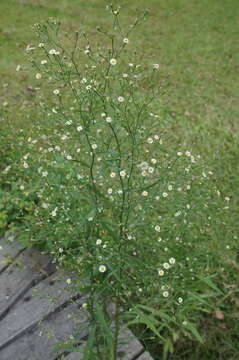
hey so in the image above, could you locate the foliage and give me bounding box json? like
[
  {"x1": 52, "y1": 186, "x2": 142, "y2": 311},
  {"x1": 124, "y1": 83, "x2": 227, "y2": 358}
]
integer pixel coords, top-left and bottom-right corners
[{"x1": 0, "y1": 2, "x2": 238, "y2": 359}]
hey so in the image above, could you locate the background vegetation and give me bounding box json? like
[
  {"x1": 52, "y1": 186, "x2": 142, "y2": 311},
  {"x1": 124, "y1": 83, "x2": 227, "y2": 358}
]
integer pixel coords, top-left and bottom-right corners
[{"x1": 0, "y1": 1, "x2": 238, "y2": 359}]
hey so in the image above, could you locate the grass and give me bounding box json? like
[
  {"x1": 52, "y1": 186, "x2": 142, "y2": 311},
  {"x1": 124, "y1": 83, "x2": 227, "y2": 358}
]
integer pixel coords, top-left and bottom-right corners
[{"x1": 1, "y1": 0, "x2": 238, "y2": 359}]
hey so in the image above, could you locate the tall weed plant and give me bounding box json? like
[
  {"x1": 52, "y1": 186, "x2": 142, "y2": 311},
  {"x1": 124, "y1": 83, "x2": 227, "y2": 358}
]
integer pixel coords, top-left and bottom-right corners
[{"x1": 0, "y1": 5, "x2": 229, "y2": 359}]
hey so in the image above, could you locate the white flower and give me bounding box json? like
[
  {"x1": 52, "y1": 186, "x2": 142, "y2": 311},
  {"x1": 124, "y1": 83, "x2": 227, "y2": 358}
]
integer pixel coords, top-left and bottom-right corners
[
  {"x1": 142, "y1": 191, "x2": 148, "y2": 197},
  {"x1": 53, "y1": 89, "x2": 60, "y2": 95},
  {"x1": 117, "y1": 96, "x2": 124, "y2": 102},
  {"x1": 147, "y1": 137, "x2": 153, "y2": 144},
  {"x1": 92, "y1": 144, "x2": 97, "y2": 150},
  {"x1": 120, "y1": 170, "x2": 126, "y2": 177},
  {"x1": 23, "y1": 162, "x2": 29, "y2": 168},
  {"x1": 162, "y1": 192, "x2": 168, "y2": 198},
  {"x1": 16, "y1": 64, "x2": 21, "y2": 71},
  {"x1": 153, "y1": 63, "x2": 160, "y2": 70},
  {"x1": 178, "y1": 297, "x2": 183, "y2": 303},
  {"x1": 110, "y1": 172, "x2": 116, "y2": 178},
  {"x1": 154, "y1": 134, "x2": 159, "y2": 140},
  {"x1": 158, "y1": 269, "x2": 164, "y2": 276},
  {"x1": 177, "y1": 152, "x2": 183, "y2": 156},
  {"x1": 51, "y1": 208, "x2": 58, "y2": 217},
  {"x1": 107, "y1": 188, "x2": 113, "y2": 194},
  {"x1": 35, "y1": 73, "x2": 42, "y2": 79},
  {"x1": 96, "y1": 239, "x2": 102, "y2": 245},
  {"x1": 77, "y1": 126, "x2": 83, "y2": 132},
  {"x1": 59, "y1": 248, "x2": 64, "y2": 253},
  {"x1": 99, "y1": 265, "x2": 107, "y2": 273},
  {"x1": 123, "y1": 38, "x2": 129, "y2": 44},
  {"x1": 38, "y1": 43, "x2": 45, "y2": 48},
  {"x1": 109, "y1": 58, "x2": 117, "y2": 66},
  {"x1": 42, "y1": 171, "x2": 48, "y2": 177},
  {"x1": 122, "y1": 73, "x2": 128, "y2": 78},
  {"x1": 169, "y1": 257, "x2": 176, "y2": 264},
  {"x1": 66, "y1": 155, "x2": 72, "y2": 160},
  {"x1": 148, "y1": 167, "x2": 154, "y2": 173},
  {"x1": 41, "y1": 60, "x2": 47, "y2": 65},
  {"x1": 106, "y1": 116, "x2": 112, "y2": 123},
  {"x1": 86, "y1": 85, "x2": 92, "y2": 91},
  {"x1": 154, "y1": 225, "x2": 161, "y2": 232},
  {"x1": 82, "y1": 303, "x2": 88, "y2": 309},
  {"x1": 41, "y1": 202, "x2": 49, "y2": 209},
  {"x1": 163, "y1": 291, "x2": 169, "y2": 297},
  {"x1": 163, "y1": 262, "x2": 170, "y2": 269},
  {"x1": 66, "y1": 278, "x2": 72, "y2": 285},
  {"x1": 49, "y1": 49, "x2": 57, "y2": 55},
  {"x1": 26, "y1": 44, "x2": 35, "y2": 51},
  {"x1": 151, "y1": 158, "x2": 157, "y2": 164}
]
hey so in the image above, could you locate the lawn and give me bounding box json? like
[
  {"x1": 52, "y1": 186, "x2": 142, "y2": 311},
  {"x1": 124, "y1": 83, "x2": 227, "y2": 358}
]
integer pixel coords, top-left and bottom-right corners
[{"x1": 0, "y1": 0, "x2": 238, "y2": 359}]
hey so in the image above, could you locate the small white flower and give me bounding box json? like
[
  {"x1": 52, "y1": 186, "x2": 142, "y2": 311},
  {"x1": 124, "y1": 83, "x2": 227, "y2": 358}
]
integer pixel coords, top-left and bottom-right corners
[
  {"x1": 177, "y1": 152, "x2": 183, "y2": 156},
  {"x1": 158, "y1": 269, "x2": 164, "y2": 276},
  {"x1": 38, "y1": 43, "x2": 45, "y2": 48},
  {"x1": 59, "y1": 248, "x2": 64, "y2": 253},
  {"x1": 122, "y1": 73, "x2": 128, "y2": 78},
  {"x1": 151, "y1": 158, "x2": 157, "y2": 164},
  {"x1": 49, "y1": 49, "x2": 57, "y2": 55},
  {"x1": 86, "y1": 85, "x2": 92, "y2": 91},
  {"x1": 20, "y1": 185, "x2": 25, "y2": 190},
  {"x1": 123, "y1": 38, "x2": 129, "y2": 44},
  {"x1": 148, "y1": 167, "x2": 154, "y2": 173},
  {"x1": 120, "y1": 170, "x2": 126, "y2": 177},
  {"x1": 153, "y1": 63, "x2": 160, "y2": 70},
  {"x1": 157, "y1": 237, "x2": 162, "y2": 242},
  {"x1": 23, "y1": 162, "x2": 29, "y2": 168},
  {"x1": 66, "y1": 278, "x2": 72, "y2": 285},
  {"x1": 154, "y1": 225, "x2": 161, "y2": 232},
  {"x1": 16, "y1": 64, "x2": 21, "y2": 71},
  {"x1": 77, "y1": 126, "x2": 83, "y2": 132},
  {"x1": 110, "y1": 172, "x2": 116, "y2": 178},
  {"x1": 51, "y1": 207, "x2": 58, "y2": 217},
  {"x1": 117, "y1": 96, "x2": 124, "y2": 102},
  {"x1": 162, "y1": 192, "x2": 168, "y2": 198},
  {"x1": 109, "y1": 58, "x2": 117, "y2": 66},
  {"x1": 106, "y1": 116, "x2": 112, "y2": 123},
  {"x1": 178, "y1": 297, "x2": 183, "y2": 303},
  {"x1": 99, "y1": 265, "x2": 107, "y2": 273},
  {"x1": 147, "y1": 137, "x2": 153, "y2": 144},
  {"x1": 53, "y1": 89, "x2": 60, "y2": 95},
  {"x1": 142, "y1": 191, "x2": 148, "y2": 197},
  {"x1": 107, "y1": 188, "x2": 113, "y2": 194},
  {"x1": 154, "y1": 134, "x2": 159, "y2": 140},
  {"x1": 41, "y1": 60, "x2": 47, "y2": 65},
  {"x1": 163, "y1": 291, "x2": 169, "y2": 298},
  {"x1": 41, "y1": 202, "x2": 49, "y2": 209},
  {"x1": 82, "y1": 303, "x2": 88, "y2": 309},
  {"x1": 35, "y1": 73, "x2": 42, "y2": 79},
  {"x1": 96, "y1": 239, "x2": 102, "y2": 245},
  {"x1": 169, "y1": 257, "x2": 176, "y2": 264},
  {"x1": 168, "y1": 185, "x2": 173, "y2": 191},
  {"x1": 42, "y1": 171, "x2": 48, "y2": 177},
  {"x1": 66, "y1": 155, "x2": 72, "y2": 160},
  {"x1": 92, "y1": 144, "x2": 97, "y2": 150},
  {"x1": 163, "y1": 262, "x2": 170, "y2": 269}
]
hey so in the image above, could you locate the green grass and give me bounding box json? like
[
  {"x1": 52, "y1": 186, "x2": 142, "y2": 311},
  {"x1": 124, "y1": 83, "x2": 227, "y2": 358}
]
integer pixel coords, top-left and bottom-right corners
[{"x1": 1, "y1": 0, "x2": 238, "y2": 359}]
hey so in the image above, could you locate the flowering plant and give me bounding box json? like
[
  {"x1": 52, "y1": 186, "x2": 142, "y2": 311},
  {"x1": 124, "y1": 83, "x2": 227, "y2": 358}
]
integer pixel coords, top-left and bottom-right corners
[{"x1": 2, "y1": 5, "x2": 224, "y2": 359}]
